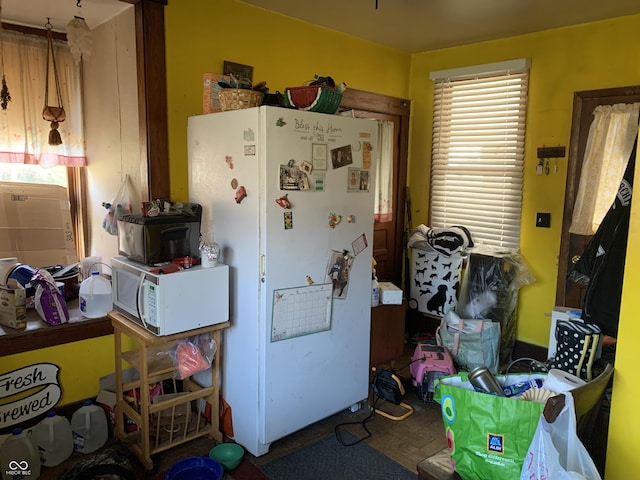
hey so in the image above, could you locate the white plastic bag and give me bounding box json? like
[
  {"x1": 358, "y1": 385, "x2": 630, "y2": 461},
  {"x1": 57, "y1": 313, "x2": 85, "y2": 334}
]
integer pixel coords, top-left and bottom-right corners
[
  {"x1": 102, "y1": 174, "x2": 133, "y2": 236},
  {"x1": 520, "y1": 393, "x2": 601, "y2": 480}
]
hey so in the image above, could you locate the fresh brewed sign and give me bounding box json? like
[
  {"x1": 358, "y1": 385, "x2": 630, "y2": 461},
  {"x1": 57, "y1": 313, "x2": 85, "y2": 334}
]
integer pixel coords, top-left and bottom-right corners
[{"x1": 0, "y1": 363, "x2": 62, "y2": 430}]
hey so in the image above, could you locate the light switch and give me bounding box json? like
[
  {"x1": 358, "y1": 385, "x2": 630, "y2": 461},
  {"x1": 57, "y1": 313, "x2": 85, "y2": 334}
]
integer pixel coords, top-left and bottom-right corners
[{"x1": 536, "y1": 212, "x2": 551, "y2": 228}]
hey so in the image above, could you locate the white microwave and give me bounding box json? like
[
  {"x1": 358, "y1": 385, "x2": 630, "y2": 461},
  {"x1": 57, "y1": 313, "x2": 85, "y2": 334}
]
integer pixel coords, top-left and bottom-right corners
[{"x1": 111, "y1": 256, "x2": 229, "y2": 336}]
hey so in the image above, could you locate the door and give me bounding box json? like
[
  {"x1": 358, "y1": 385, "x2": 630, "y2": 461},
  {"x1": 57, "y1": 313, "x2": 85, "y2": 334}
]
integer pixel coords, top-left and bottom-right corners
[
  {"x1": 555, "y1": 86, "x2": 640, "y2": 309},
  {"x1": 340, "y1": 89, "x2": 410, "y2": 288}
]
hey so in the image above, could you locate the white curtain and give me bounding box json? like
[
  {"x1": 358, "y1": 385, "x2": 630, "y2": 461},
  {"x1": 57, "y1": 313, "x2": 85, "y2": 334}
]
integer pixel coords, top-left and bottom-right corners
[
  {"x1": 0, "y1": 29, "x2": 86, "y2": 167},
  {"x1": 375, "y1": 120, "x2": 394, "y2": 222},
  {"x1": 570, "y1": 103, "x2": 639, "y2": 235}
]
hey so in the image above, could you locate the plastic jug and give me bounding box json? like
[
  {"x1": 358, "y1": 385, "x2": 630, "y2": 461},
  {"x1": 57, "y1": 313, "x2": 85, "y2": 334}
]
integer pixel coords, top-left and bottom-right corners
[
  {"x1": 79, "y1": 271, "x2": 113, "y2": 318},
  {"x1": 70, "y1": 400, "x2": 109, "y2": 454},
  {"x1": 0, "y1": 427, "x2": 41, "y2": 480},
  {"x1": 32, "y1": 411, "x2": 73, "y2": 467}
]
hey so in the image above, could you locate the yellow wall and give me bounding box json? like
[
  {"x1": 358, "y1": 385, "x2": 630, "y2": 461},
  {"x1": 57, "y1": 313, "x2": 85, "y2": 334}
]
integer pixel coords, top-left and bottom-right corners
[
  {"x1": 608, "y1": 131, "x2": 640, "y2": 477},
  {"x1": 2, "y1": 338, "x2": 115, "y2": 406},
  {"x1": 410, "y1": 15, "x2": 640, "y2": 346},
  {"x1": 164, "y1": 0, "x2": 411, "y2": 202}
]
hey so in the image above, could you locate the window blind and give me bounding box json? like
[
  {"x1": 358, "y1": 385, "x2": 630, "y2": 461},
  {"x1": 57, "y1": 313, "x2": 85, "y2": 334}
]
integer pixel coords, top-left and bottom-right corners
[{"x1": 430, "y1": 63, "x2": 529, "y2": 251}]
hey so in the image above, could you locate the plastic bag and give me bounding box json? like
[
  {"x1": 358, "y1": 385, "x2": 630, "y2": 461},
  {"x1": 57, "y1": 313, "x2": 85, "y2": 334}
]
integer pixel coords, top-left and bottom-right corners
[
  {"x1": 31, "y1": 269, "x2": 69, "y2": 325},
  {"x1": 102, "y1": 174, "x2": 133, "y2": 235},
  {"x1": 520, "y1": 393, "x2": 601, "y2": 480},
  {"x1": 170, "y1": 333, "x2": 217, "y2": 380},
  {"x1": 456, "y1": 245, "x2": 535, "y2": 370},
  {"x1": 436, "y1": 310, "x2": 501, "y2": 374}
]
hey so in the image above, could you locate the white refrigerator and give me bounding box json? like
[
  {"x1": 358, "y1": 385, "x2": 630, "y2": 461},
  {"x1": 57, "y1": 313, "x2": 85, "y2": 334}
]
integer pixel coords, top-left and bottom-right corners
[{"x1": 188, "y1": 106, "x2": 378, "y2": 456}]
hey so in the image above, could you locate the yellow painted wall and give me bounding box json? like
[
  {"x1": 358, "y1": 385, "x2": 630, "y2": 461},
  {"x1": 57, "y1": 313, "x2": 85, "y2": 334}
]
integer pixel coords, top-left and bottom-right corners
[
  {"x1": 164, "y1": 0, "x2": 411, "y2": 202},
  {"x1": 410, "y1": 15, "x2": 640, "y2": 346},
  {"x1": 2, "y1": 338, "x2": 115, "y2": 407},
  {"x1": 608, "y1": 132, "x2": 640, "y2": 477}
]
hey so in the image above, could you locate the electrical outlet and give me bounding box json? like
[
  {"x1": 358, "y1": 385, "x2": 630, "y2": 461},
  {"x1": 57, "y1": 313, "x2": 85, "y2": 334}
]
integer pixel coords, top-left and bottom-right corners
[{"x1": 536, "y1": 212, "x2": 551, "y2": 228}]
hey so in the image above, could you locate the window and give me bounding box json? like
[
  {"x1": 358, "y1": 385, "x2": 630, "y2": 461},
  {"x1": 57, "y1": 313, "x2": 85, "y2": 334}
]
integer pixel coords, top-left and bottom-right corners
[
  {"x1": 429, "y1": 59, "x2": 530, "y2": 251},
  {"x1": 0, "y1": 26, "x2": 88, "y2": 259}
]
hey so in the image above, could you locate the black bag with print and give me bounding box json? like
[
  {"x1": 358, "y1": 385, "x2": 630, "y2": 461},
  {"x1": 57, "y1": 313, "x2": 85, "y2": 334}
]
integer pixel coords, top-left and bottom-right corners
[{"x1": 549, "y1": 319, "x2": 602, "y2": 381}]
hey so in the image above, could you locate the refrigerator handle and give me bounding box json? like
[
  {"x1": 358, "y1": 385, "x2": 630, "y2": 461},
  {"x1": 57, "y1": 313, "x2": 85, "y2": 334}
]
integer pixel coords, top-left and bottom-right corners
[{"x1": 260, "y1": 254, "x2": 266, "y2": 282}]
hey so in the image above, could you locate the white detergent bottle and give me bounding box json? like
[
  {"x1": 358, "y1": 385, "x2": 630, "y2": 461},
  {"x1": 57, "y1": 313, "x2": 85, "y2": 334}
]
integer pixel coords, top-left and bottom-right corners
[
  {"x1": 32, "y1": 411, "x2": 73, "y2": 467},
  {"x1": 0, "y1": 427, "x2": 41, "y2": 480},
  {"x1": 79, "y1": 271, "x2": 113, "y2": 318},
  {"x1": 71, "y1": 400, "x2": 108, "y2": 454}
]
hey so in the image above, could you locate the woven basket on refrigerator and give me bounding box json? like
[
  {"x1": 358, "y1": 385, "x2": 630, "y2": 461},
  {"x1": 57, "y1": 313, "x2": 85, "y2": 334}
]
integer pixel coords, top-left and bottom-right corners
[
  {"x1": 218, "y1": 88, "x2": 264, "y2": 111},
  {"x1": 284, "y1": 86, "x2": 343, "y2": 114}
]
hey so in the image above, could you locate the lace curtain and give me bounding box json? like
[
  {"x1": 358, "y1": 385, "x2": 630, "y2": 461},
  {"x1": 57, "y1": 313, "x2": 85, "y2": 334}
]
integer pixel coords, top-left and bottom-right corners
[
  {"x1": 569, "y1": 103, "x2": 639, "y2": 235},
  {"x1": 0, "y1": 29, "x2": 86, "y2": 167},
  {"x1": 375, "y1": 120, "x2": 394, "y2": 222}
]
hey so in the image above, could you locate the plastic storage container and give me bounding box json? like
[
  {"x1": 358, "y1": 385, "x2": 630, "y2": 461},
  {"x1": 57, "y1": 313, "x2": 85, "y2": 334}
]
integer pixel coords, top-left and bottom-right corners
[
  {"x1": 32, "y1": 411, "x2": 74, "y2": 467},
  {"x1": 71, "y1": 400, "x2": 109, "y2": 454},
  {"x1": 79, "y1": 271, "x2": 113, "y2": 318},
  {"x1": 0, "y1": 427, "x2": 41, "y2": 480}
]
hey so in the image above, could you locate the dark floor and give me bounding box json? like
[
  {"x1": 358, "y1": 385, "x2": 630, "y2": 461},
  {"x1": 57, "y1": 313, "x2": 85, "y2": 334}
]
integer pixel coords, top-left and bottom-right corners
[{"x1": 39, "y1": 341, "x2": 447, "y2": 479}]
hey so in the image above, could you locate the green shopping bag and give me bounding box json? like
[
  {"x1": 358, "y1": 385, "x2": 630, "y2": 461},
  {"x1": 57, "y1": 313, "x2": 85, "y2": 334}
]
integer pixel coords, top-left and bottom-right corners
[{"x1": 434, "y1": 373, "x2": 547, "y2": 480}]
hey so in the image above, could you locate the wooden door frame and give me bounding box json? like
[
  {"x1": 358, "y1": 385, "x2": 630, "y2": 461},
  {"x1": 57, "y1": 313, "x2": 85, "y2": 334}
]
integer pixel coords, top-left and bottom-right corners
[
  {"x1": 555, "y1": 85, "x2": 640, "y2": 306},
  {"x1": 340, "y1": 89, "x2": 411, "y2": 287}
]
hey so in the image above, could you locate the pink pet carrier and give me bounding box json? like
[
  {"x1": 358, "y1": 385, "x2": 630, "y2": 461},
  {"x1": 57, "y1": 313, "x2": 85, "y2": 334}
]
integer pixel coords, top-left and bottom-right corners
[{"x1": 409, "y1": 344, "x2": 456, "y2": 402}]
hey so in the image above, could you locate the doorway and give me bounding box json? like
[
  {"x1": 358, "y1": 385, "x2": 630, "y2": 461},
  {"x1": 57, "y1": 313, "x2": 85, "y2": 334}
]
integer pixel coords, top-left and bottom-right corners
[
  {"x1": 340, "y1": 89, "x2": 410, "y2": 288},
  {"x1": 555, "y1": 85, "x2": 640, "y2": 309}
]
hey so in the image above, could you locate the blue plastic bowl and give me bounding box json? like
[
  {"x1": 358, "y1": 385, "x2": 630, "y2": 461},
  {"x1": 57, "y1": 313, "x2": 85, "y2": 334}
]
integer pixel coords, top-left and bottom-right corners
[{"x1": 165, "y1": 456, "x2": 224, "y2": 480}]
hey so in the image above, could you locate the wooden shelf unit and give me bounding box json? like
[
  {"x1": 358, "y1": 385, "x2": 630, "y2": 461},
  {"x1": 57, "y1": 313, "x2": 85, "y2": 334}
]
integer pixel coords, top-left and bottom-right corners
[{"x1": 109, "y1": 311, "x2": 230, "y2": 471}]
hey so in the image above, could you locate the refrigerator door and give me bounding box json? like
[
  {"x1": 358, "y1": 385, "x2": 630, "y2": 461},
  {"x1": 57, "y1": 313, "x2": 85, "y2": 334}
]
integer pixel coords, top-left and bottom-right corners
[{"x1": 259, "y1": 107, "x2": 378, "y2": 445}]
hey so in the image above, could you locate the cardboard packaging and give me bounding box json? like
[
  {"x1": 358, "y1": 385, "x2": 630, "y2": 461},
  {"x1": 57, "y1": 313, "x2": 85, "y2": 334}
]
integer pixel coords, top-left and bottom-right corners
[
  {"x1": 0, "y1": 182, "x2": 78, "y2": 267},
  {"x1": 0, "y1": 279, "x2": 26, "y2": 329},
  {"x1": 203, "y1": 73, "x2": 231, "y2": 114},
  {"x1": 379, "y1": 282, "x2": 403, "y2": 305}
]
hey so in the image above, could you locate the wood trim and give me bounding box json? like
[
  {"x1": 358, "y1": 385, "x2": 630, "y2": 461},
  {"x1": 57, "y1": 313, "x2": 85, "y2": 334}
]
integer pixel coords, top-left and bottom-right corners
[
  {"x1": 341, "y1": 88, "x2": 410, "y2": 118},
  {"x1": 0, "y1": 318, "x2": 113, "y2": 357},
  {"x1": 133, "y1": 0, "x2": 170, "y2": 201},
  {"x1": 0, "y1": 22, "x2": 67, "y2": 41}
]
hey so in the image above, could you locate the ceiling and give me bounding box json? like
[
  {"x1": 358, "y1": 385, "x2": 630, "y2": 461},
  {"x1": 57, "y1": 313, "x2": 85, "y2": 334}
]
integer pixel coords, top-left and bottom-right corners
[
  {"x1": 238, "y1": 0, "x2": 640, "y2": 52},
  {"x1": 1, "y1": 0, "x2": 131, "y2": 33},
  {"x1": 2, "y1": 0, "x2": 640, "y2": 52}
]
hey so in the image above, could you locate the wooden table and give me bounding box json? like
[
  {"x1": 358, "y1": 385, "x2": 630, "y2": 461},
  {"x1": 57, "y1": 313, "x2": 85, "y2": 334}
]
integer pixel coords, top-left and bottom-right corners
[{"x1": 110, "y1": 311, "x2": 229, "y2": 472}]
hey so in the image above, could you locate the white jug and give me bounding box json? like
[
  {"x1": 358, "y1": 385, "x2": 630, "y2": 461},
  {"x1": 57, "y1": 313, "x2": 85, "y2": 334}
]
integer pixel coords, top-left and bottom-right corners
[
  {"x1": 71, "y1": 400, "x2": 108, "y2": 454},
  {"x1": 0, "y1": 427, "x2": 41, "y2": 480},
  {"x1": 32, "y1": 411, "x2": 73, "y2": 467},
  {"x1": 79, "y1": 271, "x2": 112, "y2": 318}
]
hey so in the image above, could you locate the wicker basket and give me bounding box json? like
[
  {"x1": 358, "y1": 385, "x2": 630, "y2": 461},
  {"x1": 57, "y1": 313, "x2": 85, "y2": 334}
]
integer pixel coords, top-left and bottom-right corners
[
  {"x1": 218, "y1": 88, "x2": 264, "y2": 111},
  {"x1": 284, "y1": 86, "x2": 343, "y2": 114}
]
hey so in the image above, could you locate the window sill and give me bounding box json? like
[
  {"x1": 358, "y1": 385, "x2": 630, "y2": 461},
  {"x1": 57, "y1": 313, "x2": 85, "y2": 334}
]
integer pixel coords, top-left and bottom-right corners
[{"x1": 0, "y1": 299, "x2": 114, "y2": 357}]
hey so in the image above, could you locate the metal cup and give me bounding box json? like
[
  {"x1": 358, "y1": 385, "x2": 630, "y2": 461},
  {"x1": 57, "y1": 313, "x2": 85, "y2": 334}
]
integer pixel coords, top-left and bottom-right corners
[{"x1": 468, "y1": 366, "x2": 505, "y2": 396}]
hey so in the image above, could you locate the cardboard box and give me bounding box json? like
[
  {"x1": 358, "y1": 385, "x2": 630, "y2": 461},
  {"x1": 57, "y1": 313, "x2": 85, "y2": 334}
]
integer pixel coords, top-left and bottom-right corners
[
  {"x1": 203, "y1": 73, "x2": 231, "y2": 114},
  {"x1": 0, "y1": 182, "x2": 78, "y2": 267},
  {"x1": 0, "y1": 279, "x2": 26, "y2": 329},
  {"x1": 379, "y1": 282, "x2": 403, "y2": 305}
]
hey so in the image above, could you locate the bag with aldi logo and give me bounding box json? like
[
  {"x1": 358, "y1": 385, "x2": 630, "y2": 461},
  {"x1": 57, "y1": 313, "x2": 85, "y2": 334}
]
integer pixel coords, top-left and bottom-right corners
[{"x1": 434, "y1": 372, "x2": 547, "y2": 480}]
